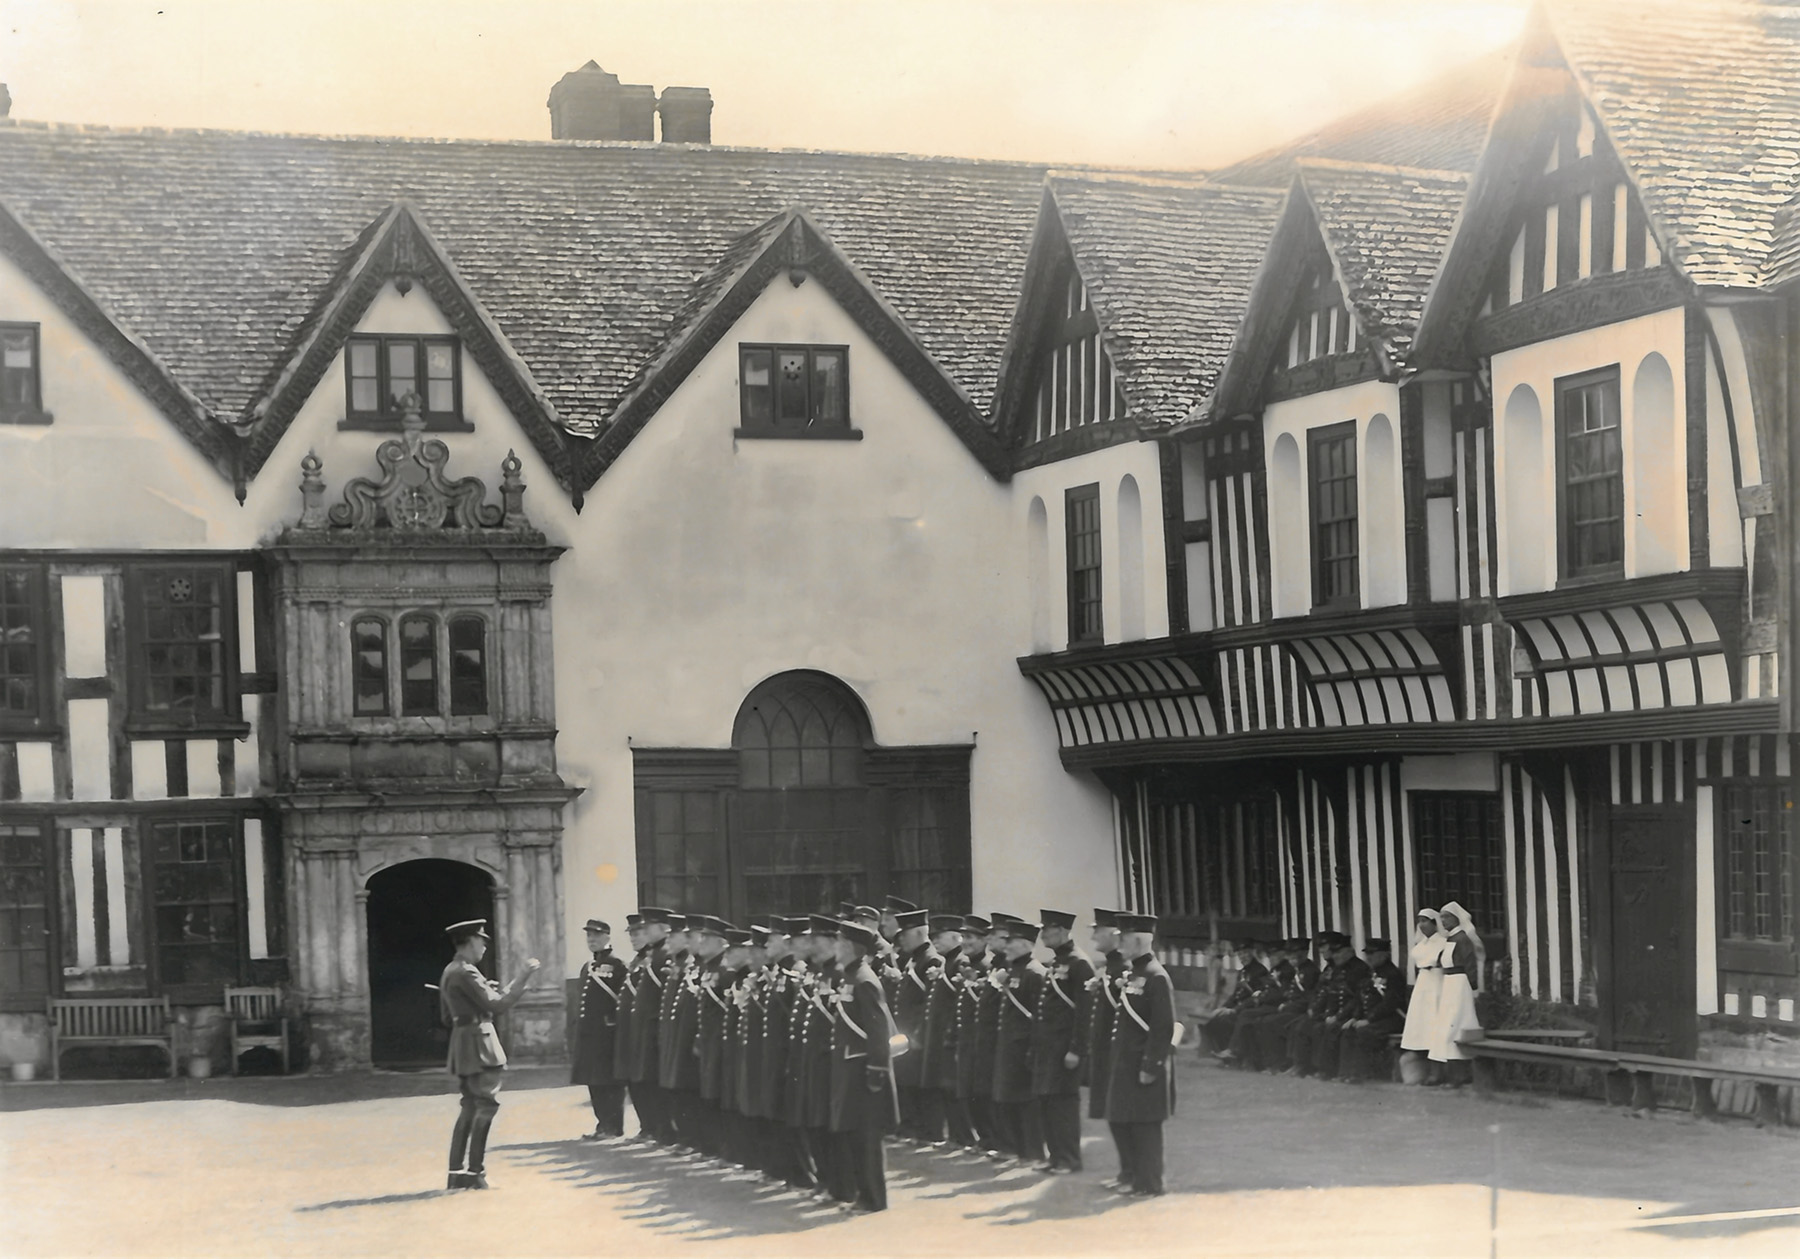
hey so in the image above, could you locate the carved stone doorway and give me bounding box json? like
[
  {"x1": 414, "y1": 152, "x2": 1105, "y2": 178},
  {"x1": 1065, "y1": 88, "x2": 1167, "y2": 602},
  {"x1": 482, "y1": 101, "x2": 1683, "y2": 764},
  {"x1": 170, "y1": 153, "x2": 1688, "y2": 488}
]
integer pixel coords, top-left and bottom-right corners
[{"x1": 366, "y1": 859, "x2": 494, "y2": 1068}]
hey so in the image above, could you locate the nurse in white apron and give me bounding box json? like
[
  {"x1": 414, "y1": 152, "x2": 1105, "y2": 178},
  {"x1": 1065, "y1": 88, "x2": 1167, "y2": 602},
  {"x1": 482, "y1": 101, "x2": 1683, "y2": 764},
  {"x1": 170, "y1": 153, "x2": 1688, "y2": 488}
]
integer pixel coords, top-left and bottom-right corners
[{"x1": 1426, "y1": 902, "x2": 1483, "y2": 1081}]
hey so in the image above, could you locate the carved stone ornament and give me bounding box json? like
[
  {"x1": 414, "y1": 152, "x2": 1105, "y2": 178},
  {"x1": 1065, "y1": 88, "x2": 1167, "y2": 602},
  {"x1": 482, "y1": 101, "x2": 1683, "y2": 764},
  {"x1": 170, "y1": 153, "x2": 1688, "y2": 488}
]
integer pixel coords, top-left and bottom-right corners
[{"x1": 307, "y1": 393, "x2": 512, "y2": 532}]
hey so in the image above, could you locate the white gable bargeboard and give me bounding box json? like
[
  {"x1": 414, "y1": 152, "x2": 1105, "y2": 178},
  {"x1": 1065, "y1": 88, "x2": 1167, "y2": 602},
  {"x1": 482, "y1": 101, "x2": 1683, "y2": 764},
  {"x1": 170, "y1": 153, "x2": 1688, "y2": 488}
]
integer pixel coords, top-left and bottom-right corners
[{"x1": 551, "y1": 268, "x2": 1114, "y2": 961}]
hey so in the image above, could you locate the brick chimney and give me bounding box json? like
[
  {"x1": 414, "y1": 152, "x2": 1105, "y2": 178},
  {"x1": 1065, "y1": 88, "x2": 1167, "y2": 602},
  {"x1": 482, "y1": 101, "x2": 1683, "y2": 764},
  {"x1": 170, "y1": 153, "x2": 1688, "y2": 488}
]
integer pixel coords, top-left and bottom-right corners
[
  {"x1": 547, "y1": 61, "x2": 655, "y2": 141},
  {"x1": 657, "y1": 87, "x2": 713, "y2": 144}
]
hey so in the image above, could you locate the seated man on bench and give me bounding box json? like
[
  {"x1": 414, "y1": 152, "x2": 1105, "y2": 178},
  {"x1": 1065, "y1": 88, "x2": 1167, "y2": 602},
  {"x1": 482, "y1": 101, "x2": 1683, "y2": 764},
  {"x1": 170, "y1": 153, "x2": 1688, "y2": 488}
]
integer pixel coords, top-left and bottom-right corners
[
  {"x1": 1334, "y1": 938, "x2": 1407, "y2": 1083},
  {"x1": 1200, "y1": 941, "x2": 1269, "y2": 1057}
]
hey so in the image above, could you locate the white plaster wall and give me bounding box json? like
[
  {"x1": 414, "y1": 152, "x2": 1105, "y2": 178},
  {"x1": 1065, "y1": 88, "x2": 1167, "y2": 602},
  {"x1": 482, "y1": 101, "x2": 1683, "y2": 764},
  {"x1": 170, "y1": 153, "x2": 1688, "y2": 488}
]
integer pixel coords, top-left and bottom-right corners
[
  {"x1": 1012, "y1": 439, "x2": 1169, "y2": 652},
  {"x1": 1490, "y1": 306, "x2": 1694, "y2": 596},
  {"x1": 551, "y1": 274, "x2": 1114, "y2": 970},
  {"x1": 1262, "y1": 378, "x2": 1406, "y2": 614}
]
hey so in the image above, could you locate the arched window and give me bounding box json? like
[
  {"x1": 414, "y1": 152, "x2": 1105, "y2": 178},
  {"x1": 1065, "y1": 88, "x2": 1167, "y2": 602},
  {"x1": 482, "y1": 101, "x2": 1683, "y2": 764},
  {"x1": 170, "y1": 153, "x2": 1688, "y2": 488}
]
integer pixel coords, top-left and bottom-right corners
[
  {"x1": 734, "y1": 671, "x2": 869, "y2": 789},
  {"x1": 448, "y1": 616, "x2": 488, "y2": 716},
  {"x1": 1026, "y1": 497, "x2": 1051, "y2": 653},
  {"x1": 1629, "y1": 353, "x2": 1680, "y2": 576},
  {"x1": 351, "y1": 616, "x2": 389, "y2": 716},
  {"x1": 1364, "y1": 414, "x2": 1402, "y2": 606},
  {"x1": 1269, "y1": 433, "x2": 1307, "y2": 616},
  {"x1": 1118, "y1": 475, "x2": 1145, "y2": 641},
  {"x1": 1502, "y1": 385, "x2": 1548, "y2": 594},
  {"x1": 399, "y1": 614, "x2": 438, "y2": 716}
]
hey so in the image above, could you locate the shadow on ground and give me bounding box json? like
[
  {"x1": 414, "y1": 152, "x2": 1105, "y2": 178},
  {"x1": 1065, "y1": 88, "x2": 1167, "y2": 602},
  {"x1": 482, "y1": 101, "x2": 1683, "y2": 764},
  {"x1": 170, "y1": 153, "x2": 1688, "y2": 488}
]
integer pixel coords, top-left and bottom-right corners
[{"x1": 0, "y1": 1065, "x2": 573, "y2": 1112}]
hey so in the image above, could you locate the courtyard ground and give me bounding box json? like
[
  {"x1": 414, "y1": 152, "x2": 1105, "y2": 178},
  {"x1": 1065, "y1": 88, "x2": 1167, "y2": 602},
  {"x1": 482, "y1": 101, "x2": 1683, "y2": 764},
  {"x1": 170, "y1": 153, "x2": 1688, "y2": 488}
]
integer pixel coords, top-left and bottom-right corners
[{"x1": 2, "y1": 1056, "x2": 1796, "y2": 1258}]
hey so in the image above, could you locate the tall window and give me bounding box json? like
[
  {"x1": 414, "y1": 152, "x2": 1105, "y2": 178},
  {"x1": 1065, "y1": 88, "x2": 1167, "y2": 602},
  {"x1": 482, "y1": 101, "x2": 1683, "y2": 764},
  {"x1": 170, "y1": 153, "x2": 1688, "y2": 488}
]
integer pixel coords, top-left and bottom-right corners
[
  {"x1": 1722, "y1": 785, "x2": 1794, "y2": 947},
  {"x1": 128, "y1": 564, "x2": 236, "y2": 731},
  {"x1": 150, "y1": 818, "x2": 240, "y2": 988},
  {"x1": 0, "y1": 821, "x2": 51, "y2": 1004},
  {"x1": 398, "y1": 615, "x2": 438, "y2": 716},
  {"x1": 448, "y1": 616, "x2": 488, "y2": 716},
  {"x1": 351, "y1": 617, "x2": 389, "y2": 716},
  {"x1": 1066, "y1": 484, "x2": 1103, "y2": 645},
  {"x1": 344, "y1": 334, "x2": 462, "y2": 428},
  {"x1": 1557, "y1": 367, "x2": 1624, "y2": 580},
  {"x1": 0, "y1": 566, "x2": 47, "y2": 728},
  {"x1": 889, "y1": 784, "x2": 973, "y2": 913},
  {"x1": 737, "y1": 344, "x2": 851, "y2": 436},
  {"x1": 0, "y1": 323, "x2": 48, "y2": 424},
  {"x1": 1310, "y1": 422, "x2": 1359, "y2": 608},
  {"x1": 1412, "y1": 792, "x2": 1505, "y2": 940}
]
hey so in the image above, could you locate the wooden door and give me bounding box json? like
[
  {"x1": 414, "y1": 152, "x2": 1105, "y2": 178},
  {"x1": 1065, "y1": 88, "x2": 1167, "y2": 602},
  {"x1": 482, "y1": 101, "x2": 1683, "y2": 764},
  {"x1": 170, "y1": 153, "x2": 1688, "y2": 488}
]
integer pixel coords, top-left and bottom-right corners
[{"x1": 1602, "y1": 806, "x2": 1695, "y2": 1058}]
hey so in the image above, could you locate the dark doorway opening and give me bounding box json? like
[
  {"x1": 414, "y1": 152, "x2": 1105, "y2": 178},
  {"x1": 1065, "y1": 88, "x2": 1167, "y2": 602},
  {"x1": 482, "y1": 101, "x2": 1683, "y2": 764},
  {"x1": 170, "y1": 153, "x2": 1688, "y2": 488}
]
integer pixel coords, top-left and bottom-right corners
[{"x1": 366, "y1": 859, "x2": 495, "y2": 1068}]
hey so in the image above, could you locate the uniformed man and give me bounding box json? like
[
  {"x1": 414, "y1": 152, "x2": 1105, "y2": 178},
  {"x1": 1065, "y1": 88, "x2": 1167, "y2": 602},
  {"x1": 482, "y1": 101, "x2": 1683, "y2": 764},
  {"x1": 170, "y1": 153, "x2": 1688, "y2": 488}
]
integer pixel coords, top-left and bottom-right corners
[
  {"x1": 612, "y1": 913, "x2": 645, "y2": 1139},
  {"x1": 1199, "y1": 940, "x2": 1267, "y2": 1056},
  {"x1": 830, "y1": 919, "x2": 900, "y2": 1212},
  {"x1": 662, "y1": 915, "x2": 705, "y2": 1154},
  {"x1": 951, "y1": 914, "x2": 996, "y2": 1154},
  {"x1": 569, "y1": 917, "x2": 629, "y2": 1140},
  {"x1": 1084, "y1": 909, "x2": 1126, "y2": 1184},
  {"x1": 992, "y1": 918, "x2": 1046, "y2": 1167},
  {"x1": 626, "y1": 907, "x2": 673, "y2": 1143},
  {"x1": 1104, "y1": 912, "x2": 1174, "y2": 1197},
  {"x1": 855, "y1": 903, "x2": 903, "y2": 1012},
  {"x1": 716, "y1": 926, "x2": 755, "y2": 1171},
  {"x1": 1335, "y1": 938, "x2": 1408, "y2": 1083},
  {"x1": 1289, "y1": 932, "x2": 1363, "y2": 1078},
  {"x1": 1031, "y1": 909, "x2": 1094, "y2": 1173},
  {"x1": 1242, "y1": 936, "x2": 1321, "y2": 1072},
  {"x1": 693, "y1": 918, "x2": 733, "y2": 1160},
  {"x1": 801, "y1": 916, "x2": 853, "y2": 1202},
  {"x1": 921, "y1": 913, "x2": 969, "y2": 1149},
  {"x1": 1216, "y1": 938, "x2": 1299, "y2": 1070},
  {"x1": 890, "y1": 906, "x2": 942, "y2": 1144},
  {"x1": 438, "y1": 919, "x2": 541, "y2": 1190},
  {"x1": 760, "y1": 918, "x2": 812, "y2": 1187}
]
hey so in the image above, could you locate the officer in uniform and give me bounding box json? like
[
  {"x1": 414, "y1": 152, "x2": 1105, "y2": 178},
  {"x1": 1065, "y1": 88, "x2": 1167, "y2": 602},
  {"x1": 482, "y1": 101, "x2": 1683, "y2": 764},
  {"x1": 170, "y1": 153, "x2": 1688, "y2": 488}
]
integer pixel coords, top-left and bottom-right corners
[
  {"x1": 1200, "y1": 940, "x2": 1268, "y2": 1056},
  {"x1": 626, "y1": 908, "x2": 672, "y2": 1143},
  {"x1": 830, "y1": 919, "x2": 900, "y2": 1212},
  {"x1": 1335, "y1": 938, "x2": 1408, "y2": 1083},
  {"x1": 690, "y1": 917, "x2": 731, "y2": 1159},
  {"x1": 1031, "y1": 909, "x2": 1094, "y2": 1173},
  {"x1": 1289, "y1": 932, "x2": 1362, "y2": 1077},
  {"x1": 1243, "y1": 936, "x2": 1321, "y2": 1071},
  {"x1": 1085, "y1": 910, "x2": 1125, "y2": 1145},
  {"x1": 662, "y1": 915, "x2": 704, "y2": 1152},
  {"x1": 762, "y1": 917, "x2": 813, "y2": 1187},
  {"x1": 569, "y1": 917, "x2": 629, "y2": 1139},
  {"x1": 611, "y1": 913, "x2": 644, "y2": 1137},
  {"x1": 1104, "y1": 912, "x2": 1174, "y2": 1197},
  {"x1": 802, "y1": 916, "x2": 853, "y2": 1202},
  {"x1": 992, "y1": 917, "x2": 1046, "y2": 1167},
  {"x1": 952, "y1": 914, "x2": 996, "y2": 1154},
  {"x1": 921, "y1": 913, "x2": 969, "y2": 1148},
  {"x1": 438, "y1": 919, "x2": 541, "y2": 1190},
  {"x1": 890, "y1": 906, "x2": 941, "y2": 1143}
]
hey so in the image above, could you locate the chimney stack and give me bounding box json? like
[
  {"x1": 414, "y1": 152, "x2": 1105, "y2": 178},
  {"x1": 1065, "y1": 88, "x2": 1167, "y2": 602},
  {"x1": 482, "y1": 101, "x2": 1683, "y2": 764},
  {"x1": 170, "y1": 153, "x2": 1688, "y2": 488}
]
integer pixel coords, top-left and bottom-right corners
[
  {"x1": 547, "y1": 61, "x2": 655, "y2": 142},
  {"x1": 547, "y1": 63, "x2": 713, "y2": 145},
  {"x1": 657, "y1": 87, "x2": 713, "y2": 145}
]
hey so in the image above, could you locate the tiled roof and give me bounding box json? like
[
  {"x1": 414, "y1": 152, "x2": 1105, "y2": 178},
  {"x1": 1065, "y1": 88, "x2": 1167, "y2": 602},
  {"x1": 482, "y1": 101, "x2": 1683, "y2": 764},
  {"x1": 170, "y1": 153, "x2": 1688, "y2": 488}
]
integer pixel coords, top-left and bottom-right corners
[
  {"x1": 1209, "y1": 49, "x2": 1510, "y2": 187},
  {"x1": 1297, "y1": 160, "x2": 1470, "y2": 361},
  {"x1": 1047, "y1": 175, "x2": 1284, "y2": 425},
  {"x1": 1549, "y1": 0, "x2": 1800, "y2": 289},
  {"x1": 0, "y1": 126, "x2": 1052, "y2": 437}
]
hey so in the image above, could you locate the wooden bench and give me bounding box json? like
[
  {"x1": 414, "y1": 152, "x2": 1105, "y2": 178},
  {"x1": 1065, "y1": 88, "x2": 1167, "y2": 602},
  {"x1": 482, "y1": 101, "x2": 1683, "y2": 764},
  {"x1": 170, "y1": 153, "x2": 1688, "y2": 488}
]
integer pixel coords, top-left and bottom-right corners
[
  {"x1": 1465, "y1": 1038, "x2": 1799, "y2": 1127},
  {"x1": 1484, "y1": 1027, "x2": 1594, "y2": 1044},
  {"x1": 48, "y1": 997, "x2": 177, "y2": 1081}
]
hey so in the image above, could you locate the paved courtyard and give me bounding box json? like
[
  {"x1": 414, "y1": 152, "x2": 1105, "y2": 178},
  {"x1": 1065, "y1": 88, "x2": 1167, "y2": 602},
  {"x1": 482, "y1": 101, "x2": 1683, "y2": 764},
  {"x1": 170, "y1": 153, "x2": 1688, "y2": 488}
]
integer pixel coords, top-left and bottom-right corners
[{"x1": 3, "y1": 1057, "x2": 1796, "y2": 1258}]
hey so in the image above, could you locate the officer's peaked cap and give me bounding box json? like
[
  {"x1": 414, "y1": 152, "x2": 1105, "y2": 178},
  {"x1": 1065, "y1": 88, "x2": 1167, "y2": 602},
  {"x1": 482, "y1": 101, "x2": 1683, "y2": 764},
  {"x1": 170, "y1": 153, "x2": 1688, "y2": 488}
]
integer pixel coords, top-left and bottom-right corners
[
  {"x1": 929, "y1": 914, "x2": 965, "y2": 934},
  {"x1": 894, "y1": 909, "x2": 929, "y2": 931},
  {"x1": 1039, "y1": 910, "x2": 1076, "y2": 929},
  {"x1": 1117, "y1": 912, "x2": 1158, "y2": 934},
  {"x1": 1092, "y1": 908, "x2": 1121, "y2": 928},
  {"x1": 583, "y1": 918, "x2": 610, "y2": 934}
]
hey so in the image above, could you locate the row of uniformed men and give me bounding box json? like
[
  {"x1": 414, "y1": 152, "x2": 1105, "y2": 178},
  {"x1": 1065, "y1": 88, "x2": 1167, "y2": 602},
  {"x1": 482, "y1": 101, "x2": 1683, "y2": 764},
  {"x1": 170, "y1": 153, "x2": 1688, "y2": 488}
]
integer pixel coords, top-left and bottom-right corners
[
  {"x1": 1200, "y1": 931, "x2": 1408, "y2": 1081},
  {"x1": 569, "y1": 900, "x2": 1178, "y2": 1210}
]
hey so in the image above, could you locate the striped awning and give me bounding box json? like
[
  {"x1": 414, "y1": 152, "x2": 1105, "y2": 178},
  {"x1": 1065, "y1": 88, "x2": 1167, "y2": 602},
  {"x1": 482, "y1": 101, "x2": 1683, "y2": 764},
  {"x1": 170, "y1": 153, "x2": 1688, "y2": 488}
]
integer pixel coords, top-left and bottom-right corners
[
  {"x1": 1025, "y1": 655, "x2": 1218, "y2": 749},
  {"x1": 1287, "y1": 628, "x2": 1457, "y2": 725},
  {"x1": 1511, "y1": 598, "x2": 1732, "y2": 716}
]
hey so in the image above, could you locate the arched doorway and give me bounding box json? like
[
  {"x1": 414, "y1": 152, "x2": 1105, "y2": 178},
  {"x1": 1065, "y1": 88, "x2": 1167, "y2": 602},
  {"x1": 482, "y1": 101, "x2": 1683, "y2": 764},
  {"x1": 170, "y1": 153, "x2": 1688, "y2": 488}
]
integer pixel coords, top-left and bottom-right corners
[{"x1": 366, "y1": 859, "x2": 495, "y2": 1068}]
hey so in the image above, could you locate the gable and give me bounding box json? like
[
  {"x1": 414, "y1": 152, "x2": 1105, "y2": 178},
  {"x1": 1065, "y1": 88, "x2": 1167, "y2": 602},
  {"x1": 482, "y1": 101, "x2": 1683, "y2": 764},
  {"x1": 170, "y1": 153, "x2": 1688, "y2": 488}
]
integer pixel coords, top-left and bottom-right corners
[{"x1": 1006, "y1": 223, "x2": 1130, "y2": 453}]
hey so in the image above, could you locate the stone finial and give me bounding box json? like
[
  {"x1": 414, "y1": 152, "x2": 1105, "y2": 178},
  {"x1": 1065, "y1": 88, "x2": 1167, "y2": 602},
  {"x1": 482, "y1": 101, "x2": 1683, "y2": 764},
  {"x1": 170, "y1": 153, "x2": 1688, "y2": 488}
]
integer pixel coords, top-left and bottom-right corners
[
  {"x1": 298, "y1": 450, "x2": 329, "y2": 528},
  {"x1": 500, "y1": 450, "x2": 528, "y2": 527}
]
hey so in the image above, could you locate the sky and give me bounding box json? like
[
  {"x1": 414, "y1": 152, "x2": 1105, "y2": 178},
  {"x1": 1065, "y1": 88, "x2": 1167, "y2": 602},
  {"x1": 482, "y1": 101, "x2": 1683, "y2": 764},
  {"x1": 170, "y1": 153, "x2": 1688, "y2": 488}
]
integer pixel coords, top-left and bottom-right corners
[{"x1": 0, "y1": 0, "x2": 1530, "y2": 169}]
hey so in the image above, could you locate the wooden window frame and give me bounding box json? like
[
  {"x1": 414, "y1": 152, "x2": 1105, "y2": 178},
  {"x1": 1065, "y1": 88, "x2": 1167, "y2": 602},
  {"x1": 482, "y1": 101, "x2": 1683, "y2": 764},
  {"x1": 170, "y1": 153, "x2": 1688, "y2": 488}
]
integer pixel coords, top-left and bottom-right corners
[
  {"x1": 146, "y1": 814, "x2": 248, "y2": 1002},
  {"x1": 0, "y1": 322, "x2": 52, "y2": 425},
  {"x1": 397, "y1": 613, "x2": 440, "y2": 717},
  {"x1": 447, "y1": 614, "x2": 489, "y2": 717},
  {"x1": 0, "y1": 817, "x2": 56, "y2": 1010},
  {"x1": 1308, "y1": 421, "x2": 1360, "y2": 610},
  {"x1": 1717, "y1": 782, "x2": 1797, "y2": 976},
  {"x1": 0, "y1": 563, "x2": 53, "y2": 734},
  {"x1": 1554, "y1": 365, "x2": 1625, "y2": 584},
  {"x1": 1065, "y1": 483, "x2": 1103, "y2": 646},
  {"x1": 735, "y1": 343, "x2": 859, "y2": 440},
  {"x1": 124, "y1": 562, "x2": 243, "y2": 737},
  {"x1": 350, "y1": 614, "x2": 391, "y2": 717},
  {"x1": 341, "y1": 333, "x2": 468, "y2": 432},
  {"x1": 1411, "y1": 791, "x2": 1507, "y2": 956}
]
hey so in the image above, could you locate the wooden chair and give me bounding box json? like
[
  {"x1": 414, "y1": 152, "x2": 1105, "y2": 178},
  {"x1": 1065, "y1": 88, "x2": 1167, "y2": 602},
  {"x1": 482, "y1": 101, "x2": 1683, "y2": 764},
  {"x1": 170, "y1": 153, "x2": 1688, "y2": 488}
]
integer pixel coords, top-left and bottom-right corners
[{"x1": 224, "y1": 986, "x2": 290, "y2": 1075}]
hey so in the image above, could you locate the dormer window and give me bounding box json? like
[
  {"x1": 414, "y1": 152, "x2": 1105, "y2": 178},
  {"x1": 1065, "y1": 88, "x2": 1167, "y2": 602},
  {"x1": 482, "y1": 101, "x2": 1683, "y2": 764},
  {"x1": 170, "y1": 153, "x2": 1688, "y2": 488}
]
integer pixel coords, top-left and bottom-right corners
[
  {"x1": 1031, "y1": 272, "x2": 1127, "y2": 443},
  {"x1": 0, "y1": 323, "x2": 50, "y2": 425},
  {"x1": 736, "y1": 344, "x2": 856, "y2": 439},
  {"x1": 1282, "y1": 265, "x2": 1357, "y2": 369},
  {"x1": 343, "y1": 334, "x2": 466, "y2": 431}
]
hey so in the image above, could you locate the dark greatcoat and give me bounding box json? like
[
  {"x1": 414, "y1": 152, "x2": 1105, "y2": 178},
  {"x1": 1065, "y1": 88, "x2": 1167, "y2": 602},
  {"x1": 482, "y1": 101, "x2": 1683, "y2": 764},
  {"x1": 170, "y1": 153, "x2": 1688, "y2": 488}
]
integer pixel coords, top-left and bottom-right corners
[
  {"x1": 829, "y1": 957, "x2": 900, "y2": 1134},
  {"x1": 653, "y1": 948, "x2": 688, "y2": 1087},
  {"x1": 1104, "y1": 954, "x2": 1176, "y2": 1124},
  {"x1": 781, "y1": 965, "x2": 816, "y2": 1128},
  {"x1": 1030, "y1": 943, "x2": 1094, "y2": 1096},
  {"x1": 570, "y1": 949, "x2": 628, "y2": 1086},
  {"x1": 960, "y1": 953, "x2": 1003, "y2": 1101},
  {"x1": 1086, "y1": 949, "x2": 1125, "y2": 1119},
  {"x1": 922, "y1": 947, "x2": 963, "y2": 1091},
  {"x1": 626, "y1": 940, "x2": 667, "y2": 1084},
  {"x1": 802, "y1": 965, "x2": 838, "y2": 1128},
  {"x1": 1362, "y1": 959, "x2": 1408, "y2": 1023},
  {"x1": 665, "y1": 957, "x2": 703, "y2": 1092},
  {"x1": 731, "y1": 968, "x2": 767, "y2": 1117},
  {"x1": 697, "y1": 959, "x2": 731, "y2": 1102},
  {"x1": 611, "y1": 953, "x2": 641, "y2": 1083},
  {"x1": 992, "y1": 954, "x2": 1045, "y2": 1105},
  {"x1": 758, "y1": 964, "x2": 800, "y2": 1119},
  {"x1": 892, "y1": 941, "x2": 940, "y2": 1089}
]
